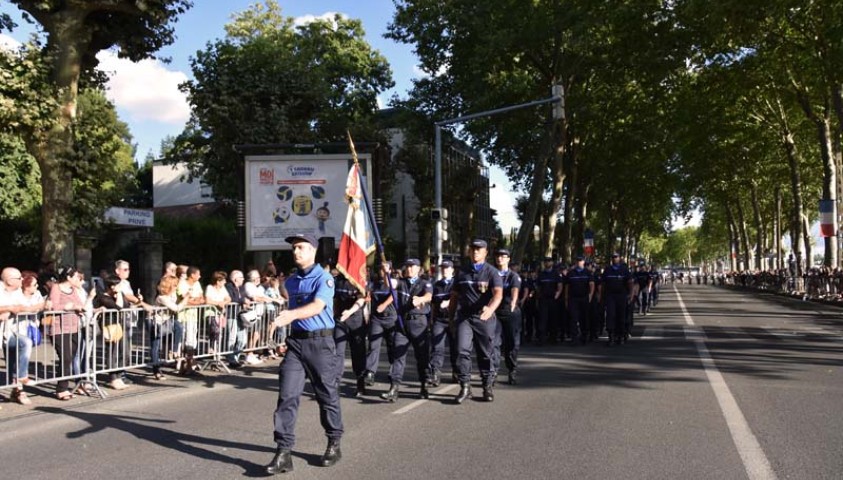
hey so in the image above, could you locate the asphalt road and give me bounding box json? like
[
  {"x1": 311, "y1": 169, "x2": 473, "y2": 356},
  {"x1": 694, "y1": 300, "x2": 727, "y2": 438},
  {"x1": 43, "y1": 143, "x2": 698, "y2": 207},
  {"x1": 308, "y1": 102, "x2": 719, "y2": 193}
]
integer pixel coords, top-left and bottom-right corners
[{"x1": 1, "y1": 284, "x2": 842, "y2": 480}]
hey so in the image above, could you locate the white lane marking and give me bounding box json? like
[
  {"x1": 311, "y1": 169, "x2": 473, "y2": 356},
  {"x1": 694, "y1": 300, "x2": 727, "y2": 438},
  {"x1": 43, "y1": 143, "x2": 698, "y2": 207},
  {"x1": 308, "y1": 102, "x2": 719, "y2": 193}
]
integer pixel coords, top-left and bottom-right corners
[
  {"x1": 674, "y1": 285, "x2": 778, "y2": 480},
  {"x1": 759, "y1": 327, "x2": 799, "y2": 340},
  {"x1": 392, "y1": 384, "x2": 459, "y2": 415}
]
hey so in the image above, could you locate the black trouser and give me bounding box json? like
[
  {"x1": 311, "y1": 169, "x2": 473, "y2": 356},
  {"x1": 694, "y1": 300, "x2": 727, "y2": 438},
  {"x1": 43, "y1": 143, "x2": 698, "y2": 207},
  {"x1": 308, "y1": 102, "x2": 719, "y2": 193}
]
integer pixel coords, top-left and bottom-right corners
[
  {"x1": 456, "y1": 314, "x2": 497, "y2": 386},
  {"x1": 389, "y1": 315, "x2": 429, "y2": 385},
  {"x1": 590, "y1": 298, "x2": 604, "y2": 338},
  {"x1": 495, "y1": 307, "x2": 521, "y2": 373},
  {"x1": 429, "y1": 319, "x2": 457, "y2": 376},
  {"x1": 365, "y1": 316, "x2": 396, "y2": 375},
  {"x1": 568, "y1": 297, "x2": 589, "y2": 341},
  {"x1": 604, "y1": 293, "x2": 628, "y2": 340},
  {"x1": 537, "y1": 298, "x2": 555, "y2": 342},
  {"x1": 522, "y1": 301, "x2": 535, "y2": 341},
  {"x1": 52, "y1": 332, "x2": 80, "y2": 393},
  {"x1": 273, "y1": 334, "x2": 343, "y2": 450},
  {"x1": 334, "y1": 317, "x2": 367, "y2": 384}
]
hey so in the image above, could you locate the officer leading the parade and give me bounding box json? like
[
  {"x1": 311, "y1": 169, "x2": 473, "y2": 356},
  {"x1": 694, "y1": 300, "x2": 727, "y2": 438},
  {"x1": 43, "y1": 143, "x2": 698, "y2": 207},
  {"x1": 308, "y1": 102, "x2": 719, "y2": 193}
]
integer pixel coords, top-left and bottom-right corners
[
  {"x1": 565, "y1": 255, "x2": 595, "y2": 345},
  {"x1": 449, "y1": 239, "x2": 503, "y2": 403},
  {"x1": 599, "y1": 253, "x2": 634, "y2": 346},
  {"x1": 267, "y1": 233, "x2": 343, "y2": 475}
]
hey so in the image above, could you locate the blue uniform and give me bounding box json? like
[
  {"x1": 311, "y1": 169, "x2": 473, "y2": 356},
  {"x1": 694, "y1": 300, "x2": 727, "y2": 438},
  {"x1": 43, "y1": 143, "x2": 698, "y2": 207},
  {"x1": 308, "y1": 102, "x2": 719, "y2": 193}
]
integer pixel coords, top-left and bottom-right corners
[
  {"x1": 634, "y1": 269, "x2": 652, "y2": 314},
  {"x1": 565, "y1": 266, "x2": 594, "y2": 343},
  {"x1": 273, "y1": 264, "x2": 343, "y2": 449},
  {"x1": 333, "y1": 275, "x2": 367, "y2": 389},
  {"x1": 389, "y1": 276, "x2": 432, "y2": 386},
  {"x1": 520, "y1": 276, "x2": 536, "y2": 342},
  {"x1": 600, "y1": 263, "x2": 633, "y2": 344},
  {"x1": 493, "y1": 269, "x2": 522, "y2": 376},
  {"x1": 536, "y1": 269, "x2": 560, "y2": 344},
  {"x1": 428, "y1": 276, "x2": 456, "y2": 379},
  {"x1": 454, "y1": 262, "x2": 502, "y2": 386},
  {"x1": 365, "y1": 278, "x2": 397, "y2": 376}
]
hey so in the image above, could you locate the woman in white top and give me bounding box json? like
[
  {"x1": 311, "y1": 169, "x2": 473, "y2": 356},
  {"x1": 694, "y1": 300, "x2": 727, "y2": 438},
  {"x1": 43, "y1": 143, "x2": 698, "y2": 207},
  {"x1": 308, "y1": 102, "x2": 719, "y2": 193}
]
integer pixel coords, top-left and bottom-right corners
[
  {"x1": 204, "y1": 271, "x2": 231, "y2": 351},
  {"x1": 154, "y1": 275, "x2": 188, "y2": 379}
]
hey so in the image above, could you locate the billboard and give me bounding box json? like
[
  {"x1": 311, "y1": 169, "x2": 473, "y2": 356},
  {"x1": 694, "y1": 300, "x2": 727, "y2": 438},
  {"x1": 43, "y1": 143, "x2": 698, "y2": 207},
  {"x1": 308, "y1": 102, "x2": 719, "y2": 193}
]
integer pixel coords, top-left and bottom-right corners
[{"x1": 245, "y1": 154, "x2": 372, "y2": 251}]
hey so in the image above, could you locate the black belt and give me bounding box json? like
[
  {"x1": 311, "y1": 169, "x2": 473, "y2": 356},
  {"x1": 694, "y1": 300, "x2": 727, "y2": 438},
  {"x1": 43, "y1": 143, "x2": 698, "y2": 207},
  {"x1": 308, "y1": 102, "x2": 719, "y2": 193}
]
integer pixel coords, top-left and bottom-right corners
[{"x1": 289, "y1": 328, "x2": 334, "y2": 339}]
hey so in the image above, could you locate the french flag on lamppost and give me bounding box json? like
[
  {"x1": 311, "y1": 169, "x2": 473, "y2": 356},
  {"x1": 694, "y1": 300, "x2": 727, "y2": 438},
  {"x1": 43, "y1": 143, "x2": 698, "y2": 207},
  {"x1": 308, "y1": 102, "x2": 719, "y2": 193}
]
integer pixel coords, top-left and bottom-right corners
[
  {"x1": 336, "y1": 161, "x2": 374, "y2": 294},
  {"x1": 584, "y1": 229, "x2": 595, "y2": 256},
  {"x1": 819, "y1": 199, "x2": 836, "y2": 238}
]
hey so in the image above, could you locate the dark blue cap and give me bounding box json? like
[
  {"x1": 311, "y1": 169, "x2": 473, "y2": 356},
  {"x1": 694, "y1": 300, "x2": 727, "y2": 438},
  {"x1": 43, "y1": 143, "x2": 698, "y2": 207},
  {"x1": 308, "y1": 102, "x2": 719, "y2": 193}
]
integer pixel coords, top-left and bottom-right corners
[
  {"x1": 576, "y1": 255, "x2": 585, "y2": 261},
  {"x1": 439, "y1": 260, "x2": 454, "y2": 268},
  {"x1": 495, "y1": 248, "x2": 511, "y2": 256},
  {"x1": 470, "y1": 238, "x2": 488, "y2": 248},
  {"x1": 404, "y1": 258, "x2": 421, "y2": 267},
  {"x1": 285, "y1": 233, "x2": 318, "y2": 247},
  {"x1": 611, "y1": 253, "x2": 620, "y2": 258},
  {"x1": 543, "y1": 256, "x2": 554, "y2": 262}
]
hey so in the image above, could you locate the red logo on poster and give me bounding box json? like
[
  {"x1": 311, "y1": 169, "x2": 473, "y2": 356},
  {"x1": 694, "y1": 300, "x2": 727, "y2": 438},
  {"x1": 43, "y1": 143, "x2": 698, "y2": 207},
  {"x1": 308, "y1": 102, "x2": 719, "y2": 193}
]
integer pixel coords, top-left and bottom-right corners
[{"x1": 259, "y1": 168, "x2": 274, "y2": 185}]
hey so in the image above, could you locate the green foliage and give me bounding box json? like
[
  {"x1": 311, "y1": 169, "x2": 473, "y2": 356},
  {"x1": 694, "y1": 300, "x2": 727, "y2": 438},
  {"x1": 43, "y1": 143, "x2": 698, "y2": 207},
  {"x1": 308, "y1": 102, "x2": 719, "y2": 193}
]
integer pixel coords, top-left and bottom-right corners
[
  {"x1": 173, "y1": 0, "x2": 394, "y2": 200},
  {"x1": 0, "y1": 132, "x2": 40, "y2": 220},
  {"x1": 153, "y1": 214, "x2": 240, "y2": 276}
]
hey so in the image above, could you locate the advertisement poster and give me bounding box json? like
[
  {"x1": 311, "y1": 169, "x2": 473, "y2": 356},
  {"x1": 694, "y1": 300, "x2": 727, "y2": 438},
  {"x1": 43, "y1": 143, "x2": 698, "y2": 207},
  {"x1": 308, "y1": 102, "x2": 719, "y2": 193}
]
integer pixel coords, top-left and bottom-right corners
[{"x1": 245, "y1": 154, "x2": 371, "y2": 251}]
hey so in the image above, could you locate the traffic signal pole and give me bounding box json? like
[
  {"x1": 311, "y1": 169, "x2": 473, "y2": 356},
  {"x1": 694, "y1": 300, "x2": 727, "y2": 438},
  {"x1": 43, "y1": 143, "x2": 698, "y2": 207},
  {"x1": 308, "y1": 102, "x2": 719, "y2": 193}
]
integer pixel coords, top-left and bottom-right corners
[{"x1": 433, "y1": 87, "x2": 564, "y2": 274}]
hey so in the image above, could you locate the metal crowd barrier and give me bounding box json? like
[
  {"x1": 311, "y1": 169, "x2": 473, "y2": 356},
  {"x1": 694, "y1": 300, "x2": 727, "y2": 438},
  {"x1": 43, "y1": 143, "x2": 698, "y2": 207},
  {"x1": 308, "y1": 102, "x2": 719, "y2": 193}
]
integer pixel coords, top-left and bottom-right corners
[{"x1": 1, "y1": 301, "x2": 288, "y2": 398}]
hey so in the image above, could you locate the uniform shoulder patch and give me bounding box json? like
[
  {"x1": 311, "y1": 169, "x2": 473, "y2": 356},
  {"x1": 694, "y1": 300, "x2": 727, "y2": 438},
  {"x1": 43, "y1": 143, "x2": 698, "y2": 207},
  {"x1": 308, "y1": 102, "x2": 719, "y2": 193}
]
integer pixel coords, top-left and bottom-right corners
[{"x1": 327, "y1": 278, "x2": 335, "y2": 288}]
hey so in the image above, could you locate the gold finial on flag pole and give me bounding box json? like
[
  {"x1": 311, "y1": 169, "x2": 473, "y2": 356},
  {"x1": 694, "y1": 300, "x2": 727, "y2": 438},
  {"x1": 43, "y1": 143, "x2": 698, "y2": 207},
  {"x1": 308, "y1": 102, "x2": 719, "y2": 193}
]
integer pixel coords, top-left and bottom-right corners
[{"x1": 347, "y1": 130, "x2": 360, "y2": 166}]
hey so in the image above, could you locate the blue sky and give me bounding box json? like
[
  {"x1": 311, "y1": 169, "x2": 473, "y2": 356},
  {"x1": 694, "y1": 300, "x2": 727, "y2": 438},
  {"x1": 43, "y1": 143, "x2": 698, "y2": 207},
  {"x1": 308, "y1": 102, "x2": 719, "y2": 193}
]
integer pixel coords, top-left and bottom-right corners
[{"x1": 0, "y1": 0, "x2": 522, "y2": 231}]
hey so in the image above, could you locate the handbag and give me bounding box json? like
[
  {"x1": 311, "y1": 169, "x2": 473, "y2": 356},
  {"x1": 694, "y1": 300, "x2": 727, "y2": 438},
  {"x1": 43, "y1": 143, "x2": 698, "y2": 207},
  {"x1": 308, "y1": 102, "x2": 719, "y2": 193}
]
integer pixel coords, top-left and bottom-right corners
[
  {"x1": 27, "y1": 322, "x2": 42, "y2": 346},
  {"x1": 238, "y1": 309, "x2": 259, "y2": 329},
  {"x1": 152, "y1": 313, "x2": 175, "y2": 337},
  {"x1": 102, "y1": 323, "x2": 124, "y2": 343}
]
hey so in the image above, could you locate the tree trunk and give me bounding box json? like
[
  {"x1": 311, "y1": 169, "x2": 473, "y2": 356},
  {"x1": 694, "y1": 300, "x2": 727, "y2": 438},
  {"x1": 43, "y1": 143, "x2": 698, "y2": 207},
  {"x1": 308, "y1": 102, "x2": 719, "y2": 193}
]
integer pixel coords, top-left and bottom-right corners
[
  {"x1": 735, "y1": 198, "x2": 752, "y2": 270},
  {"x1": 544, "y1": 125, "x2": 567, "y2": 258},
  {"x1": 34, "y1": 12, "x2": 91, "y2": 266},
  {"x1": 782, "y1": 127, "x2": 805, "y2": 278},
  {"x1": 725, "y1": 202, "x2": 739, "y2": 272},
  {"x1": 750, "y1": 183, "x2": 765, "y2": 270},
  {"x1": 511, "y1": 129, "x2": 553, "y2": 265},
  {"x1": 803, "y1": 214, "x2": 812, "y2": 269},
  {"x1": 606, "y1": 202, "x2": 617, "y2": 256},
  {"x1": 572, "y1": 182, "x2": 589, "y2": 256},
  {"x1": 560, "y1": 142, "x2": 577, "y2": 260},
  {"x1": 775, "y1": 186, "x2": 782, "y2": 271}
]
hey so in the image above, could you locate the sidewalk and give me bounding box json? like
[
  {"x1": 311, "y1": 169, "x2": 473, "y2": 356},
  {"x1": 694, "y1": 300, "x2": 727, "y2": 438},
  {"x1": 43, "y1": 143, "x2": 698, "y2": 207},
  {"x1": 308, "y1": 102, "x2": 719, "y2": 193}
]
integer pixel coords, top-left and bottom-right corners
[{"x1": 0, "y1": 357, "x2": 283, "y2": 422}]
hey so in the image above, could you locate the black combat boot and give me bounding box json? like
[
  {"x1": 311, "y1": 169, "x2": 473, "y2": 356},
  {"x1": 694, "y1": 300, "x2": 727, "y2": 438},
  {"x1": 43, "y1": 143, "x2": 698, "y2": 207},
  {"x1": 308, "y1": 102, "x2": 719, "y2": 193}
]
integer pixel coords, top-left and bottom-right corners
[
  {"x1": 455, "y1": 383, "x2": 472, "y2": 404},
  {"x1": 320, "y1": 439, "x2": 342, "y2": 467},
  {"x1": 483, "y1": 383, "x2": 495, "y2": 402},
  {"x1": 266, "y1": 448, "x2": 293, "y2": 474},
  {"x1": 508, "y1": 370, "x2": 517, "y2": 385},
  {"x1": 363, "y1": 370, "x2": 375, "y2": 386},
  {"x1": 380, "y1": 382, "x2": 399, "y2": 402},
  {"x1": 355, "y1": 376, "x2": 366, "y2": 398},
  {"x1": 429, "y1": 371, "x2": 441, "y2": 387},
  {"x1": 420, "y1": 381, "x2": 430, "y2": 399}
]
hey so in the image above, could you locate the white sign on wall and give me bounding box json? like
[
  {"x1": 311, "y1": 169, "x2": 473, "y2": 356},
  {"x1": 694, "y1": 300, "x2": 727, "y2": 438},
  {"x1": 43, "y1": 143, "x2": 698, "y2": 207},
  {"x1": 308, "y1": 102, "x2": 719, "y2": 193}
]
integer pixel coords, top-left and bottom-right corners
[
  {"x1": 104, "y1": 207, "x2": 154, "y2": 227},
  {"x1": 245, "y1": 154, "x2": 372, "y2": 251}
]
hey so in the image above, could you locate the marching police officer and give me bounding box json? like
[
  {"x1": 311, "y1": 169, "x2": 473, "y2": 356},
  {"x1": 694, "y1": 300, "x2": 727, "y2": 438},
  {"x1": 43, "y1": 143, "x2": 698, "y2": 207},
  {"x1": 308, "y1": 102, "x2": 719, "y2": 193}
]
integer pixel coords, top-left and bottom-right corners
[
  {"x1": 267, "y1": 233, "x2": 342, "y2": 475},
  {"x1": 599, "y1": 253, "x2": 634, "y2": 346},
  {"x1": 333, "y1": 271, "x2": 368, "y2": 397},
  {"x1": 648, "y1": 266, "x2": 660, "y2": 308},
  {"x1": 520, "y1": 270, "x2": 536, "y2": 343},
  {"x1": 536, "y1": 257, "x2": 562, "y2": 346},
  {"x1": 449, "y1": 239, "x2": 503, "y2": 403},
  {"x1": 565, "y1": 255, "x2": 595, "y2": 345},
  {"x1": 381, "y1": 258, "x2": 432, "y2": 402},
  {"x1": 587, "y1": 261, "x2": 604, "y2": 341},
  {"x1": 363, "y1": 262, "x2": 397, "y2": 387},
  {"x1": 493, "y1": 249, "x2": 522, "y2": 385},
  {"x1": 633, "y1": 262, "x2": 652, "y2": 315},
  {"x1": 428, "y1": 260, "x2": 456, "y2": 387}
]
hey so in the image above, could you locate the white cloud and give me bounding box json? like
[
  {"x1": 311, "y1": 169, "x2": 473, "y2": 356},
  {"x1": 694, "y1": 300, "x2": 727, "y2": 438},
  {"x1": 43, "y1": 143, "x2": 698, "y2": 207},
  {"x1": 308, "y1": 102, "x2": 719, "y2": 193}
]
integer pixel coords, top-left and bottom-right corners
[
  {"x1": 0, "y1": 33, "x2": 21, "y2": 51},
  {"x1": 95, "y1": 50, "x2": 190, "y2": 125},
  {"x1": 293, "y1": 11, "x2": 346, "y2": 30}
]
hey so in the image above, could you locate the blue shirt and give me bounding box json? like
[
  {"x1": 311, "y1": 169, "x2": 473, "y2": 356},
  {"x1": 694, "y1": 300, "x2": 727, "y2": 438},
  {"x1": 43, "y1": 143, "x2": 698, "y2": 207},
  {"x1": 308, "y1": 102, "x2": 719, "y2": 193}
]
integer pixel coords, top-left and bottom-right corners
[{"x1": 285, "y1": 263, "x2": 335, "y2": 332}]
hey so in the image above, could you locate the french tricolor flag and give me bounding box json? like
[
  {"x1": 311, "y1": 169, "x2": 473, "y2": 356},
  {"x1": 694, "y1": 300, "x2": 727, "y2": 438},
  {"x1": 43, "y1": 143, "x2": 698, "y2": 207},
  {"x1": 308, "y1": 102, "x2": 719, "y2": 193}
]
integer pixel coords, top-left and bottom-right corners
[
  {"x1": 819, "y1": 199, "x2": 836, "y2": 238},
  {"x1": 583, "y1": 229, "x2": 595, "y2": 256},
  {"x1": 336, "y1": 162, "x2": 373, "y2": 294}
]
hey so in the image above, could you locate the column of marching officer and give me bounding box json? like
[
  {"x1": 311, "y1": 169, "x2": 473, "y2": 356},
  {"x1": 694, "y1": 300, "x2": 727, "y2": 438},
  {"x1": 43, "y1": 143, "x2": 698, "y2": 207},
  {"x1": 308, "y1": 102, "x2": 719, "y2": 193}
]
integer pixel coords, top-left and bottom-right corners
[
  {"x1": 336, "y1": 240, "x2": 662, "y2": 406},
  {"x1": 265, "y1": 233, "x2": 662, "y2": 474}
]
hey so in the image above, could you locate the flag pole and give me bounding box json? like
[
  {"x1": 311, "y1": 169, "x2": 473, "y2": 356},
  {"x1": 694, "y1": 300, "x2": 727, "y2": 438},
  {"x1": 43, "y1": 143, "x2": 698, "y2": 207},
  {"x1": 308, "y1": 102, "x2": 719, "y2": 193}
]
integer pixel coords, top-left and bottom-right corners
[{"x1": 347, "y1": 131, "x2": 404, "y2": 332}]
